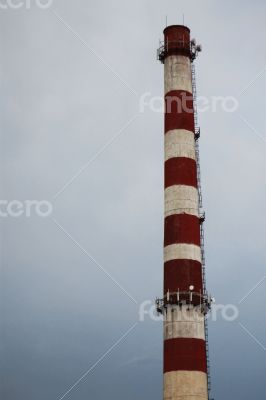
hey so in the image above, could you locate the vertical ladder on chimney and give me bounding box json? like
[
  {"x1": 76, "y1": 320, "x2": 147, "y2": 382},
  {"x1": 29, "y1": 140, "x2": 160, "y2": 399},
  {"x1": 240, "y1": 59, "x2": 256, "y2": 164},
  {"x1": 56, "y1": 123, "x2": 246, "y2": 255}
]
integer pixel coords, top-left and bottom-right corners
[
  {"x1": 191, "y1": 63, "x2": 199, "y2": 134},
  {"x1": 191, "y1": 61, "x2": 212, "y2": 399}
]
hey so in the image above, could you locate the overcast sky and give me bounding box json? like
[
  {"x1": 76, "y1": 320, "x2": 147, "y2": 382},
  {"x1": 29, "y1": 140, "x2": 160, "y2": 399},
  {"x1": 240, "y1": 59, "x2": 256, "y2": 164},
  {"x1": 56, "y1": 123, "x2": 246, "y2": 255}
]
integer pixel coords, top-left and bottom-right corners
[{"x1": 1, "y1": 1, "x2": 266, "y2": 399}]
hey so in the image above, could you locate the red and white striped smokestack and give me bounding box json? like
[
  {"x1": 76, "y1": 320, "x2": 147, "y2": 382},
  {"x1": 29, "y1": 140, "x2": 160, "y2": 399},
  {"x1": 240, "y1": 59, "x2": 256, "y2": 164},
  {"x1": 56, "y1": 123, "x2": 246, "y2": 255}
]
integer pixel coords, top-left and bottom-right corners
[{"x1": 156, "y1": 25, "x2": 211, "y2": 400}]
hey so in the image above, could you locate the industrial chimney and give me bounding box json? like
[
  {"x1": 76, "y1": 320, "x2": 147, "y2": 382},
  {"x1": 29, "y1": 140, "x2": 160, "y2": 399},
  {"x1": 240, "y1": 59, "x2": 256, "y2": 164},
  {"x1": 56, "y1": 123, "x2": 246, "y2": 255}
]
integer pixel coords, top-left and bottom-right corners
[{"x1": 156, "y1": 25, "x2": 212, "y2": 400}]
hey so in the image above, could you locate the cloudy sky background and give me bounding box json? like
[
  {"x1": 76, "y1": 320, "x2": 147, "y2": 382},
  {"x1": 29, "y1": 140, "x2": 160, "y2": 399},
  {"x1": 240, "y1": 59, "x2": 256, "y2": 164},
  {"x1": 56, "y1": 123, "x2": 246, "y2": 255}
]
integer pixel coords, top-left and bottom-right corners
[{"x1": 1, "y1": 1, "x2": 266, "y2": 399}]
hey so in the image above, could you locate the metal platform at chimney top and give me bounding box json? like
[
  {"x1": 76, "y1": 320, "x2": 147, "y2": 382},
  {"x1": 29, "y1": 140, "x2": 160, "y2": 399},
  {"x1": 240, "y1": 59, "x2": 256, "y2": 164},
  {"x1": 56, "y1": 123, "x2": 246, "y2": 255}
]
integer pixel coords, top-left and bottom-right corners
[{"x1": 157, "y1": 38, "x2": 202, "y2": 63}]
